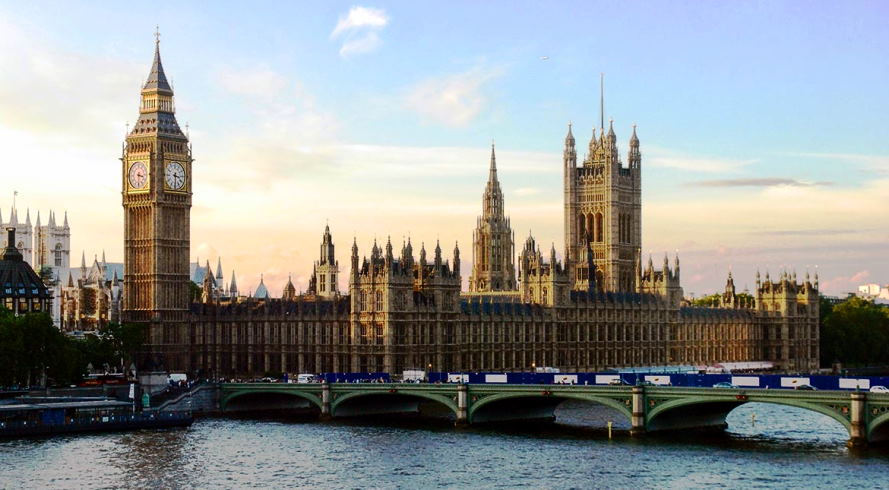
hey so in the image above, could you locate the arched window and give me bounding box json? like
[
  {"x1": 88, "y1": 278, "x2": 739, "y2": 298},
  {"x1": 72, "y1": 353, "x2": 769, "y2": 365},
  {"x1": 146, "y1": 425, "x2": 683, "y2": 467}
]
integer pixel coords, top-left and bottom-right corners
[{"x1": 54, "y1": 243, "x2": 63, "y2": 267}]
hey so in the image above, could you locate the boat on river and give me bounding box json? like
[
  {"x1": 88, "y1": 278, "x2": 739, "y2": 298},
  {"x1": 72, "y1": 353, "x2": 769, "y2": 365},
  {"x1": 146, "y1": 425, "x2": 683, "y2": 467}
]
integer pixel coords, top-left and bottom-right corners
[{"x1": 0, "y1": 397, "x2": 192, "y2": 438}]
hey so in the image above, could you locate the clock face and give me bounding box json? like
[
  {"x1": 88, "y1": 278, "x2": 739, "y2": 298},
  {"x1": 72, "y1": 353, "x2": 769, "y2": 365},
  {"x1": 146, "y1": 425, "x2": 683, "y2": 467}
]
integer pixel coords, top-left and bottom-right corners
[
  {"x1": 165, "y1": 161, "x2": 186, "y2": 190},
  {"x1": 128, "y1": 161, "x2": 148, "y2": 189}
]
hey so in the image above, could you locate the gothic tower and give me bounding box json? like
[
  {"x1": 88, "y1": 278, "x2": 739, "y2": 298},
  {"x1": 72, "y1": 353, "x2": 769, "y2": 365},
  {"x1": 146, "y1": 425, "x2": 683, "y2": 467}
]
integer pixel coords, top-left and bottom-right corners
[
  {"x1": 468, "y1": 144, "x2": 517, "y2": 292},
  {"x1": 564, "y1": 77, "x2": 641, "y2": 293},
  {"x1": 309, "y1": 225, "x2": 339, "y2": 298},
  {"x1": 121, "y1": 35, "x2": 192, "y2": 365}
]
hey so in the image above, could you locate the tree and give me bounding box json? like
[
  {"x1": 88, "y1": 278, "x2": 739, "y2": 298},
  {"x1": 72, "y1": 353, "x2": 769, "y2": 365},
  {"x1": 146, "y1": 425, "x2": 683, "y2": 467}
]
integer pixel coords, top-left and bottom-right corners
[
  {"x1": 820, "y1": 296, "x2": 889, "y2": 367},
  {"x1": 0, "y1": 310, "x2": 85, "y2": 387},
  {"x1": 692, "y1": 294, "x2": 721, "y2": 307},
  {"x1": 98, "y1": 322, "x2": 147, "y2": 372}
]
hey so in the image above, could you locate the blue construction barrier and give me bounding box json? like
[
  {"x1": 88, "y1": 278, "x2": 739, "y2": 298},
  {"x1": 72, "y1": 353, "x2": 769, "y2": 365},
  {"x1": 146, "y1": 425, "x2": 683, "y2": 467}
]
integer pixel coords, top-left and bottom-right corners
[{"x1": 425, "y1": 372, "x2": 889, "y2": 390}]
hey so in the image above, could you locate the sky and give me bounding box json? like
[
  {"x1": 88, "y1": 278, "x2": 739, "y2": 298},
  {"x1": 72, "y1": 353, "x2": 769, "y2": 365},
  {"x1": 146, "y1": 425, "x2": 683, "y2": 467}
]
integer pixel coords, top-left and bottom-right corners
[{"x1": 1, "y1": 1, "x2": 887, "y2": 297}]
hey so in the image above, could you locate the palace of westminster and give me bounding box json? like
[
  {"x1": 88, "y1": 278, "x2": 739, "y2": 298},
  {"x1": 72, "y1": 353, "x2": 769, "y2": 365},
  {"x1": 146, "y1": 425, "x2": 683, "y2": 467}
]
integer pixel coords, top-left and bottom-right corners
[{"x1": 2, "y1": 40, "x2": 821, "y2": 376}]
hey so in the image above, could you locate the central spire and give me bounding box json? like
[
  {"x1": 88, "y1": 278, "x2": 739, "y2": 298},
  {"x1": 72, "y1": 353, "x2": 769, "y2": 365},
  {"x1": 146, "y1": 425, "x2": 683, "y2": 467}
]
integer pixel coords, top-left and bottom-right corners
[
  {"x1": 143, "y1": 28, "x2": 172, "y2": 94},
  {"x1": 600, "y1": 73, "x2": 605, "y2": 131},
  {"x1": 483, "y1": 142, "x2": 504, "y2": 219},
  {"x1": 488, "y1": 142, "x2": 498, "y2": 183}
]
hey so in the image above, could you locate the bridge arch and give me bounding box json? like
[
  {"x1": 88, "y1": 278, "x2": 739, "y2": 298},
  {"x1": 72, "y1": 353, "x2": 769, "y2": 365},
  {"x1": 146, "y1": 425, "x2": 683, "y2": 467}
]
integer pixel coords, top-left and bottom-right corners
[
  {"x1": 220, "y1": 389, "x2": 323, "y2": 413},
  {"x1": 646, "y1": 397, "x2": 851, "y2": 434},
  {"x1": 468, "y1": 392, "x2": 633, "y2": 425},
  {"x1": 867, "y1": 411, "x2": 889, "y2": 443},
  {"x1": 330, "y1": 390, "x2": 459, "y2": 418}
]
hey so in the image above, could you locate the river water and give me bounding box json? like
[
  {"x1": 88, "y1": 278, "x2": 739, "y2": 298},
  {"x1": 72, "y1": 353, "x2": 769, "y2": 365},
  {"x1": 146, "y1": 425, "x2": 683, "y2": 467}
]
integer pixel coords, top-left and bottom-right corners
[{"x1": 2, "y1": 402, "x2": 888, "y2": 489}]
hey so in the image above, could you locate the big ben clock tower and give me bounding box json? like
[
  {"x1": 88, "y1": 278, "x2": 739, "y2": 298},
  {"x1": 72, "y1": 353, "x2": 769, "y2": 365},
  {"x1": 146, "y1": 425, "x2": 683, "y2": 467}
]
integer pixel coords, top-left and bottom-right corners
[{"x1": 122, "y1": 34, "x2": 192, "y2": 369}]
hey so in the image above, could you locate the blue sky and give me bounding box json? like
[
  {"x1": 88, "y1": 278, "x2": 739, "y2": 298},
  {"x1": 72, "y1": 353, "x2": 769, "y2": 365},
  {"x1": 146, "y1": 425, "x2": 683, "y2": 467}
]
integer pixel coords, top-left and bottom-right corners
[{"x1": 1, "y1": 1, "x2": 887, "y2": 296}]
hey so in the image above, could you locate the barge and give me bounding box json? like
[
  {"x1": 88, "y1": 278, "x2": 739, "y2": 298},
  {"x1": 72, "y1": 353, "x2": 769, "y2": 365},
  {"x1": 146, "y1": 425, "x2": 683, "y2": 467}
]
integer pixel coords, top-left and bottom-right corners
[{"x1": 0, "y1": 397, "x2": 192, "y2": 438}]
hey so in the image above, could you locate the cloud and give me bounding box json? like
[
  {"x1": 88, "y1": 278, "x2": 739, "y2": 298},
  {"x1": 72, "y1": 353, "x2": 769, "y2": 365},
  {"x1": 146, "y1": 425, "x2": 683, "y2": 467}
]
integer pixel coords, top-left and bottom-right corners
[
  {"x1": 820, "y1": 270, "x2": 870, "y2": 294},
  {"x1": 786, "y1": 152, "x2": 889, "y2": 174},
  {"x1": 514, "y1": 187, "x2": 542, "y2": 196},
  {"x1": 405, "y1": 66, "x2": 503, "y2": 127},
  {"x1": 645, "y1": 146, "x2": 756, "y2": 173},
  {"x1": 331, "y1": 6, "x2": 389, "y2": 38},
  {"x1": 339, "y1": 31, "x2": 382, "y2": 57},
  {"x1": 686, "y1": 178, "x2": 833, "y2": 188},
  {"x1": 751, "y1": 228, "x2": 861, "y2": 237},
  {"x1": 330, "y1": 6, "x2": 388, "y2": 57}
]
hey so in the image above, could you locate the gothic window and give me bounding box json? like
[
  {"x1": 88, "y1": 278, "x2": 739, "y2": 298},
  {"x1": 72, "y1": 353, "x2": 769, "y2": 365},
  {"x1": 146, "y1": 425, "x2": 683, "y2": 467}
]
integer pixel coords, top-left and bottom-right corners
[
  {"x1": 360, "y1": 291, "x2": 367, "y2": 310},
  {"x1": 595, "y1": 213, "x2": 604, "y2": 242},
  {"x1": 320, "y1": 274, "x2": 326, "y2": 292},
  {"x1": 375, "y1": 290, "x2": 383, "y2": 310},
  {"x1": 54, "y1": 243, "x2": 63, "y2": 267}
]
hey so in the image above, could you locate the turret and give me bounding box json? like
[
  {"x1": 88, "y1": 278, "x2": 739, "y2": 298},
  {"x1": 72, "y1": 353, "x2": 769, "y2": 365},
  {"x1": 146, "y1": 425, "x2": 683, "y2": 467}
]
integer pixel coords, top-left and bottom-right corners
[
  {"x1": 282, "y1": 274, "x2": 296, "y2": 301},
  {"x1": 434, "y1": 240, "x2": 442, "y2": 269},
  {"x1": 350, "y1": 237, "x2": 359, "y2": 283},
  {"x1": 453, "y1": 242, "x2": 461, "y2": 277},
  {"x1": 628, "y1": 124, "x2": 640, "y2": 170},
  {"x1": 229, "y1": 270, "x2": 238, "y2": 297},
  {"x1": 419, "y1": 242, "x2": 427, "y2": 268},
  {"x1": 402, "y1": 237, "x2": 414, "y2": 271}
]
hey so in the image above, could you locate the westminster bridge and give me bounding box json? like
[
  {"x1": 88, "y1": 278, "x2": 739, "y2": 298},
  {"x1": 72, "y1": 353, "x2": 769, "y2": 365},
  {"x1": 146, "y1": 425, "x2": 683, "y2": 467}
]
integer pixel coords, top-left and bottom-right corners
[{"x1": 213, "y1": 382, "x2": 889, "y2": 447}]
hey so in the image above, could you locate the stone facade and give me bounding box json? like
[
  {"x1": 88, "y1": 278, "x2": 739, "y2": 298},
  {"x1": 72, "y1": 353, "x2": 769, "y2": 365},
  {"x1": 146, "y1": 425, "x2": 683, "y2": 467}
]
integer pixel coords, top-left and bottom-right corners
[{"x1": 122, "y1": 41, "x2": 820, "y2": 377}]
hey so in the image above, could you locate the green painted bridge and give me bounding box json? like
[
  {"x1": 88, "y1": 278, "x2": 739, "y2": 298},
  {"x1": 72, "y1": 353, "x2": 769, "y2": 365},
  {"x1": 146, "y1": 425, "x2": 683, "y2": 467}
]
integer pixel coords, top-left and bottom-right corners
[{"x1": 219, "y1": 383, "x2": 889, "y2": 447}]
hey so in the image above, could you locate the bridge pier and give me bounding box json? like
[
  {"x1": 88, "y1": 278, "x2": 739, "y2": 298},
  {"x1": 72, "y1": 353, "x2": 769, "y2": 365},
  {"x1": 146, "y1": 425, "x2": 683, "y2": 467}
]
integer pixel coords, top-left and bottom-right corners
[
  {"x1": 630, "y1": 385, "x2": 646, "y2": 436},
  {"x1": 455, "y1": 384, "x2": 469, "y2": 426},
  {"x1": 848, "y1": 391, "x2": 867, "y2": 448},
  {"x1": 320, "y1": 381, "x2": 332, "y2": 421}
]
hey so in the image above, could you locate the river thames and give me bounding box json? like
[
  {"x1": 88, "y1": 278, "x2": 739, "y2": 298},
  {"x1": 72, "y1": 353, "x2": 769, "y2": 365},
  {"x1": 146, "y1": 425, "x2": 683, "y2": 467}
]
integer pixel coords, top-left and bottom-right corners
[{"x1": 2, "y1": 402, "x2": 887, "y2": 489}]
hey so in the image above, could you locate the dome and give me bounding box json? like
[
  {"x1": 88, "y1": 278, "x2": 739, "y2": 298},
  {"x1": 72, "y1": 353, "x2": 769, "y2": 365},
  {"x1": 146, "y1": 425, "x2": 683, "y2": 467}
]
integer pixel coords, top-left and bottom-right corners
[
  {"x1": 1, "y1": 227, "x2": 52, "y2": 314},
  {"x1": 254, "y1": 275, "x2": 269, "y2": 299}
]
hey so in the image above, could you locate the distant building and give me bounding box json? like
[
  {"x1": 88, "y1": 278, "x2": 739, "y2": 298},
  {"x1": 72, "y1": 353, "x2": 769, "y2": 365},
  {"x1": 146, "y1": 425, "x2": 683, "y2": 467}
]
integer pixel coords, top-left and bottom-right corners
[
  {"x1": 59, "y1": 254, "x2": 122, "y2": 331},
  {"x1": 857, "y1": 283, "x2": 889, "y2": 300},
  {"x1": 0, "y1": 205, "x2": 70, "y2": 273}
]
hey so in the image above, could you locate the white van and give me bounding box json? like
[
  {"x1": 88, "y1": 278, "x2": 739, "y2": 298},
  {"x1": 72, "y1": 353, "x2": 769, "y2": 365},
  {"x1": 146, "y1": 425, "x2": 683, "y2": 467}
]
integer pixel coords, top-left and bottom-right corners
[{"x1": 168, "y1": 373, "x2": 187, "y2": 384}]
